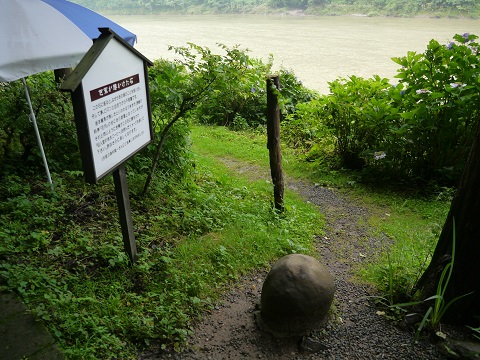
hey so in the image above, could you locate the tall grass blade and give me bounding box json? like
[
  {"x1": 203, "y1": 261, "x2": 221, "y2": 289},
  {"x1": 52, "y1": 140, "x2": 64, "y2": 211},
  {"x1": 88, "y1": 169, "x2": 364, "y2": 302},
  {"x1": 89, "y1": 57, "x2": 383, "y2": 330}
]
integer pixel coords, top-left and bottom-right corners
[{"x1": 415, "y1": 306, "x2": 432, "y2": 342}]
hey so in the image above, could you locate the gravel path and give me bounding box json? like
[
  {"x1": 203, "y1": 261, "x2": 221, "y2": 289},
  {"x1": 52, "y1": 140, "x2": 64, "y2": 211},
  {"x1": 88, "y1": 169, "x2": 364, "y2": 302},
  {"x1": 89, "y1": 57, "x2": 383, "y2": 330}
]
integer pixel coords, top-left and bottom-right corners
[{"x1": 140, "y1": 166, "x2": 453, "y2": 359}]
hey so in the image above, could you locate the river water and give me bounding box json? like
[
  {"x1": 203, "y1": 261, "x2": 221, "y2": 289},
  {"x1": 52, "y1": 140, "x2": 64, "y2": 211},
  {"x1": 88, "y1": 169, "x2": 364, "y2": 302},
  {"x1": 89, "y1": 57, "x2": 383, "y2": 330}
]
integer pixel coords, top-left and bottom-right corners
[{"x1": 112, "y1": 15, "x2": 480, "y2": 93}]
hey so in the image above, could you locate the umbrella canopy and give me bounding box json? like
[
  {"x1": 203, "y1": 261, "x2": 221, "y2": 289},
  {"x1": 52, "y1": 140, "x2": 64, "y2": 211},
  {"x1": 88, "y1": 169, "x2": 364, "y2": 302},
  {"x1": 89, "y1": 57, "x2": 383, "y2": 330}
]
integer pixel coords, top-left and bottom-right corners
[
  {"x1": 0, "y1": 0, "x2": 137, "y2": 82},
  {"x1": 43, "y1": 0, "x2": 136, "y2": 47},
  {"x1": 0, "y1": 0, "x2": 137, "y2": 189}
]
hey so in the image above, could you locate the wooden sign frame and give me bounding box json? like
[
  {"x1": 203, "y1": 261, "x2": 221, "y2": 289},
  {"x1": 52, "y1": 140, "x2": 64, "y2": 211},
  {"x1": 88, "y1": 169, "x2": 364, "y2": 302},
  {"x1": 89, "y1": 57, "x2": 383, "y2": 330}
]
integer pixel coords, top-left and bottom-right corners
[
  {"x1": 61, "y1": 28, "x2": 153, "y2": 184},
  {"x1": 61, "y1": 28, "x2": 154, "y2": 263}
]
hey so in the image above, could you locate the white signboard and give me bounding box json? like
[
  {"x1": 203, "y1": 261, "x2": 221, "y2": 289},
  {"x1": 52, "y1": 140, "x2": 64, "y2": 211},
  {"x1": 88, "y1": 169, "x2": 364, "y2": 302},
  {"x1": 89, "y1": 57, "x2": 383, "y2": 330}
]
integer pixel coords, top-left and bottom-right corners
[
  {"x1": 61, "y1": 29, "x2": 152, "y2": 262},
  {"x1": 81, "y1": 40, "x2": 151, "y2": 181}
]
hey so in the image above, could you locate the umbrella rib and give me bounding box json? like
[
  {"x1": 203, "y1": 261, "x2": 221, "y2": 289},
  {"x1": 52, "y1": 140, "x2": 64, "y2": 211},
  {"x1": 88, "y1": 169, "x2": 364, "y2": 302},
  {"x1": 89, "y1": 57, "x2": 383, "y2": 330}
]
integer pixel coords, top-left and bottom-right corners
[{"x1": 22, "y1": 77, "x2": 54, "y2": 191}]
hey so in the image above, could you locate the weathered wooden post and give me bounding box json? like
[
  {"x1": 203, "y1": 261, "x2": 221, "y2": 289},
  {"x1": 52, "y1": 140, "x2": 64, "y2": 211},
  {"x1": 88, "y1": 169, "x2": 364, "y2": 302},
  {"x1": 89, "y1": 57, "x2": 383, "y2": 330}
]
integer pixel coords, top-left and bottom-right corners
[
  {"x1": 266, "y1": 75, "x2": 284, "y2": 212},
  {"x1": 113, "y1": 164, "x2": 138, "y2": 262}
]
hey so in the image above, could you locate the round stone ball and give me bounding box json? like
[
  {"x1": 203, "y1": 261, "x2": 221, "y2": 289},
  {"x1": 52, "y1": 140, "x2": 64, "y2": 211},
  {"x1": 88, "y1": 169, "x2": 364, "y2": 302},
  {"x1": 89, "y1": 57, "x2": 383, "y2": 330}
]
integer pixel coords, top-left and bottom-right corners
[{"x1": 259, "y1": 254, "x2": 335, "y2": 336}]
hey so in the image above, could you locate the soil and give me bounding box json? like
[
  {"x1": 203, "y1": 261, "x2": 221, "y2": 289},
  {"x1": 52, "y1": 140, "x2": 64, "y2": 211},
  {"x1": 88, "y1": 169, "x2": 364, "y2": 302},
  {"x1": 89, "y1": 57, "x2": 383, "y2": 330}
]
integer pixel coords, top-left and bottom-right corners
[{"x1": 140, "y1": 162, "x2": 468, "y2": 360}]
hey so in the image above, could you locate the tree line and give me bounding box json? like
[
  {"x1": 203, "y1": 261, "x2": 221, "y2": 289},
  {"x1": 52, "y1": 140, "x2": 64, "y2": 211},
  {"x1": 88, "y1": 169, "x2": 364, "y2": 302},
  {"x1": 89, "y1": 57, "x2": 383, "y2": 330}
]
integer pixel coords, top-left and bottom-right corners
[{"x1": 74, "y1": 0, "x2": 479, "y2": 16}]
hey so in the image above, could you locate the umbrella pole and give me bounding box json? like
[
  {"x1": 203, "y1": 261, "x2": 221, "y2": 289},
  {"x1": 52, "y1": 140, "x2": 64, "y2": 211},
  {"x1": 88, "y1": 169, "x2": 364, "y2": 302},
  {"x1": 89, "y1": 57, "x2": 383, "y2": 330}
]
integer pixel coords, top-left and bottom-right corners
[{"x1": 22, "y1": 78, "x2": 54, "y2": 191}]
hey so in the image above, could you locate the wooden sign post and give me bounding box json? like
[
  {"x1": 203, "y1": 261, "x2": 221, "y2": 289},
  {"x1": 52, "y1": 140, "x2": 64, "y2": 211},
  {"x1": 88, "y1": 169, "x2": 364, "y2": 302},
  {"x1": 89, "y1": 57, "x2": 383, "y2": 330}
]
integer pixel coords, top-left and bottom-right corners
[
  {"x1": 266, "y1": 75, "x2": 284, "y2": 212},
  {"x1": 113, "y1": 164, "x2": 138, "y2": 262},
  {"x1": 61, "y1": 28, "x2": 153, "y2": 263}
]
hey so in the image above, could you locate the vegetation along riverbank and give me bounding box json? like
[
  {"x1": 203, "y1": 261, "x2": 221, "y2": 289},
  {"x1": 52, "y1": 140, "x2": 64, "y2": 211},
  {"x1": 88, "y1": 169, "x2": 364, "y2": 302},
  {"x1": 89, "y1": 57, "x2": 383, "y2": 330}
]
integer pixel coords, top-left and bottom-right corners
[
  {"x1": 73, "y1": 0, "x2": 480, "y2": 18},
  {"x1": 1, "y1": 20, "x2": 480, "y2": 360}
]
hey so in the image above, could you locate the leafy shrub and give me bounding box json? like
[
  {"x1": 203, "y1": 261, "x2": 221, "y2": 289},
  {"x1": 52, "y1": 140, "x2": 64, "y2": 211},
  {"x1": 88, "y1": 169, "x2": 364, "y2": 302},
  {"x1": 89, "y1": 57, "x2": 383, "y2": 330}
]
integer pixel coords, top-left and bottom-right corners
[
  {"x1": 131, "y1": 58, "x2": 197, "y2": 191},
  {"x1": 281, "y1": 97, "x2": 338, "y2": 167},
  {"x1": 323, "y1": 75, "x2": 399, "y2": 170},
  {"x1": 186, "y1": 43, "x2": 273, "y2": 128},
  {"x1": 154, "y1": 43, "x2": 315, "y2": 129},
  {"x1": 390, "y1": 33, "x2": 480, "y2": 183},
  {"x1": 0, "y1": 73, "x2": 80, "y2": 173},
  {"x1": 287, "y1": 33, "x2": 480, "y2": 185},
  {"x1": 277, "y1": 68, "x2": 318, "y2": 116}
]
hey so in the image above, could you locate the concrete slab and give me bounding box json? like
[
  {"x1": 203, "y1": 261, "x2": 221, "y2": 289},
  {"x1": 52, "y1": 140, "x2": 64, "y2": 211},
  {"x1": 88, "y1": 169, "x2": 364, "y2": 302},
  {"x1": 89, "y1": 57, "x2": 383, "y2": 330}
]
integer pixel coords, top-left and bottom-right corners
[{"x1": 0, "y1": 292, "x2": 64, "y2": 360}]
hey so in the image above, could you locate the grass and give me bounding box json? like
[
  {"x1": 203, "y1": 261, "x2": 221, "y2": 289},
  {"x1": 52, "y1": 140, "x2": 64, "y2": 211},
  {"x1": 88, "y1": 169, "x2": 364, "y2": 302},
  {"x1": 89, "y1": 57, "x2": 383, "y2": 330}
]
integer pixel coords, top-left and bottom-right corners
[
  {"x1": 0, "y1": 124, "x2": 452, "y2": 358},
  {"x1": 0, "y1": 125, "x2": 323, "y2": 359},
  {"x1": 191, "y1": 124, "x2": 452, "y2": 304},
  {"x1": 357, "y1": 191, "x2": 450, "y2": 303},
  {"x1": 191, "y1": 124, "x2": 353, "y2": 186}
]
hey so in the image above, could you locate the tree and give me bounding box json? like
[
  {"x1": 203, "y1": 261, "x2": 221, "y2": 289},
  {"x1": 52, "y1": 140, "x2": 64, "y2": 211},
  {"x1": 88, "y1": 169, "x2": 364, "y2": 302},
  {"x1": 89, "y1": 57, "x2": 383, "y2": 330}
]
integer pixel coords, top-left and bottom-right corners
[
  {"x1": 141, "y1": 43, "x2": 272, "y2": 195},
  {"x1": 141, "y1": 49, "x2": 217, "y2": 196},
  {"x1": 416, "y1": 122, "x2": 480, "y2": 325}
]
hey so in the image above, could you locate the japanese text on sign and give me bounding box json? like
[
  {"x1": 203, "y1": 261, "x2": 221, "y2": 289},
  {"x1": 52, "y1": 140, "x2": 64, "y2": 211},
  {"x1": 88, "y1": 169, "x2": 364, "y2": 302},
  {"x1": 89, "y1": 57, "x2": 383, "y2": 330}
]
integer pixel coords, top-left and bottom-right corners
[
  {"x1": 89, "y1": 74, "x2": 145, "y2": 163},
  {"x1": 90, "y1": 74, "x2": 140, "y2": 101}
]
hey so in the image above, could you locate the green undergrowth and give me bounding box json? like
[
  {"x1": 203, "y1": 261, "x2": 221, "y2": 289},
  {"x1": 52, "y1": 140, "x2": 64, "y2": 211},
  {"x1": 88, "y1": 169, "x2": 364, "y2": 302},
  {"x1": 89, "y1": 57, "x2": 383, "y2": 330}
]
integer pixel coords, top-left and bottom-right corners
[
  {"x1": 0, "y1": 126, "x2": 323, "y2": 359},
  {"x1": 191, "y1": 124, "x2": 451, "y2": 304},
  {"x1": 191, "y1": 124, "x2": 353, "y2": 187},
  {"x1": 0, "y1": 124, "x2": 452, "y2": 358},
  {"x1": 358, "y1": 190, "x2": 451, "y2": 304}
]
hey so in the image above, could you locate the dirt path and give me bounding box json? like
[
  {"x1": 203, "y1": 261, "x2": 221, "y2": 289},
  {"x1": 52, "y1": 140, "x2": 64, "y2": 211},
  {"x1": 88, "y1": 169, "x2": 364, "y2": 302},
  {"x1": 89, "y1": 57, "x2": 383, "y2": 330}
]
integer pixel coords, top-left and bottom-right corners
[{"x1": 140, "y1": 164, "x2": 451, "y2": 359}]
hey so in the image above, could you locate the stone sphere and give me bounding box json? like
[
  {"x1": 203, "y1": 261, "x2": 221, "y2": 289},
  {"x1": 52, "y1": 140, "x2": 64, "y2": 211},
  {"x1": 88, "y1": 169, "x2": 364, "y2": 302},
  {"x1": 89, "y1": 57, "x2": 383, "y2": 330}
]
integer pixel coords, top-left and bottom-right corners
[{"x1": 258, "y1": 254, "x2": 335, "y2": 336}]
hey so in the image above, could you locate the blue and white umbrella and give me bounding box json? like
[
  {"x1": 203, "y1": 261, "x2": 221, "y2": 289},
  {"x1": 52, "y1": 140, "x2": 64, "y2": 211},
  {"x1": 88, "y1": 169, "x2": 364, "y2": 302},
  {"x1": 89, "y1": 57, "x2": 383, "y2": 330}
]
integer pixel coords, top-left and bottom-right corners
[
  {"x1": 0, "y1": 0, "x2": 137, "y2": 188},
  {"x1": 0, "y1": 0, "x2": 136, "y2": 82}
]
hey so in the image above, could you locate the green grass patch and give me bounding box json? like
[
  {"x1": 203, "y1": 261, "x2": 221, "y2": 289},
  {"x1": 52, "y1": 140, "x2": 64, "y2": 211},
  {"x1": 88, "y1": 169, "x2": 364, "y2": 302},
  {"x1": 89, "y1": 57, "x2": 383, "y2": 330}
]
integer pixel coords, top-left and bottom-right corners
[
  {"x1": 354, "y1": 190, "x2": 450, "y2": 303},
  {"x1": 0, "y1": 124, "x2": 453, "y2": 358},
  {"x1": 191, "y1": 124, "x2": 452, "y2": 303},
  {"x1": 0, "y1": 126, "x2": 323, "y2": 359},
  {"x1": 191, "y1": 124, "x2": 353, "y2": 187}
]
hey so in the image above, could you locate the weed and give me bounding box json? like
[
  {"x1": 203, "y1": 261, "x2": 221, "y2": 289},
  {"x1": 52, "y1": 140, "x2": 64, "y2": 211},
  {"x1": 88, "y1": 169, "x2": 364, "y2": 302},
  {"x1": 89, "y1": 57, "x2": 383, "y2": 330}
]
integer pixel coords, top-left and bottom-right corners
[
  {"x1": 0, "y1": 126, "x2": 323, "y2": 358},
  {"x1": 467, "y1": 325, "x2": 480, "y2": 340},
  {"x1": 393, "y1": 219, "x2": 472, "y2": 340}
]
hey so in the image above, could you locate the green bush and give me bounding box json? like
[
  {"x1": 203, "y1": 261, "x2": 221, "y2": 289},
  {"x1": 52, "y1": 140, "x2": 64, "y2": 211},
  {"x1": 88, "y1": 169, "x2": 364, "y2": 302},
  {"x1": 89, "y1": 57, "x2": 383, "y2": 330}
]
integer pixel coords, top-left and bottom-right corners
[
  {"x1": 132, "y1": 57, "x2": 199, "y2": 191},
  {"x1": 287, "y1": 33, "x2": 480, "y2": 185},
  {"x1": 148, "y1": 43, "x2": 315, "y2": 132},
  {"x1": 187, "y1": 43, "x2": 273, "y2": 128},
  {"x1": 0, "y1": 73, "x2": 80, "y2": 174},
  {"x1": 281, "y1": 97, "x2": 338, "y2": 167},
  {"x1": 391, "y1": 32, "x2": 480, "y2": 183},
  {"x1": 323, "y1": 75, "x2": 399, "y2": 170},
  {"x1": 277, "y1": 68, "x2": 318, "y2": 116}
]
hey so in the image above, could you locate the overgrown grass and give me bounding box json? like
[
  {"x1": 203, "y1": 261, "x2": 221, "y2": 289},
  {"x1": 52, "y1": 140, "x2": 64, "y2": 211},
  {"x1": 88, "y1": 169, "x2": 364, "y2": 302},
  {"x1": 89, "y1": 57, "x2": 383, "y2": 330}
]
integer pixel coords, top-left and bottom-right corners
[
  {"x1": 0, "y1": 124, "x2": 452, "y2": 358},
  {"x1": 0, "y1": 126, "x2": 323, "y2": 359},
  {"x1": 358, "y1": 191, "x2": 450, "y2": 303},
  {"x1": 191, "y1": 124, "x2": 452, "y2": 304}
]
